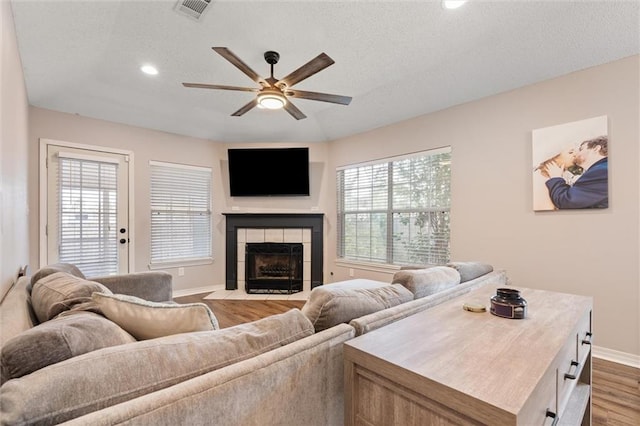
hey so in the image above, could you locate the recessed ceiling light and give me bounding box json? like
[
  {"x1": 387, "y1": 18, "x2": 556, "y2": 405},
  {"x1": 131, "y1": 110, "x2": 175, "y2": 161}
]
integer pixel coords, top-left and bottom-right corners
[
  {"x1": 442, "y1": 0, "x2": 467, "y2": 10},
  {"x1": 140, "y1": 65, "x2": 158, "y2": 75}
]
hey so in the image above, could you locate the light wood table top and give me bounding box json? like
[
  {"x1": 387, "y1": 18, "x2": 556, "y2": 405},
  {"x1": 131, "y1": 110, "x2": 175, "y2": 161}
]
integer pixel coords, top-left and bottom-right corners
[{"x1": 344, "y1": 283, "x2": 593, "y2": 423}]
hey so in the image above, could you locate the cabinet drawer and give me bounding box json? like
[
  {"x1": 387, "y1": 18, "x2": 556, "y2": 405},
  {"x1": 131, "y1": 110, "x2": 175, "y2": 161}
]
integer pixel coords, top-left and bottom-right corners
[
  {"x1": 557, "y1": 348, "x2": 581, "y2": 416},
  {"x1": 541, "y1": 369, "x2": 560, "y2": 426},
  {"x1": 577, "y1": 310, "x2": 593, "y2": 364},
  {"x1": 557, "y1": 309, "x2": 592, "y2": 417}
]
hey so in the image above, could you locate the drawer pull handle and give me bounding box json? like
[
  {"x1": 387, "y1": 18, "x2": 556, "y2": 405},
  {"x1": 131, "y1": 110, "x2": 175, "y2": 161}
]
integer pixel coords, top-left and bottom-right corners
[
  {"x1": 564, "y1": 360, "x2": 580, "y2": 380},
  {"x1": 545, "y1": 410, "x2": 559, "y2": 426},
  {"x1": 581, "y1": 332, "x2": 593, "y2": 345}
]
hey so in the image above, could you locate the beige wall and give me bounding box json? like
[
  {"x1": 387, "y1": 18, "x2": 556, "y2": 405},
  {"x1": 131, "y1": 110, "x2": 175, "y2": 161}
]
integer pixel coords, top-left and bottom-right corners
[
  {"x1": 0, "y1": 1, "x2": 29, "y2": 300},
  {"x1": 28, "y1": 108, "x2": 331, "y2": 293},
  {"x1": 28, "y1": 108, "x2": 224, "y2": 292},
  {"x1": 327, "y1": 55, "x2": 640, "y2": 357}
]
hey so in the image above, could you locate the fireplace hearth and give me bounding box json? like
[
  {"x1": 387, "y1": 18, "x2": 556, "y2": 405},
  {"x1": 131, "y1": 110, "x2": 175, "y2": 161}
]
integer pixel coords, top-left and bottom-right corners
[{"x1": 245, "y1": 243, "x2": 303, "y2": 294}]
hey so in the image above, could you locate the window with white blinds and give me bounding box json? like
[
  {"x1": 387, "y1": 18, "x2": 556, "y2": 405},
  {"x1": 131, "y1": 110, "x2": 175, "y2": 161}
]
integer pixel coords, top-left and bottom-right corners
[
  {"x1": 336, "y1": 147, "x2": 451, "y2": 266},
  {"x1": 150, "y1": 161, "x2": 212, "y2": 265},
  {"x1": 58, "y1": 156, "x2": 118, "y2": 276}
]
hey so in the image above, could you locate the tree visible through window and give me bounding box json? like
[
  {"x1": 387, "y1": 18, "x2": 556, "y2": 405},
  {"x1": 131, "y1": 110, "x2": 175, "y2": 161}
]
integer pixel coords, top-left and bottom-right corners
[
  {"x1": 150, "y1": 161, "x2": 212, "y2": 265},
  {"x1": 336, "y1": 147, "x2": 451, "y2": 266}
]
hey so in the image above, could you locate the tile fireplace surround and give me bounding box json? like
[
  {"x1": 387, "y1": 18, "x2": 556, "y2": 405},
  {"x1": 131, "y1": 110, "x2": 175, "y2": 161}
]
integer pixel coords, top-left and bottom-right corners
[
  {"x1": 223, "y1": 214, "x2": 324, "y2": 291},
  {"x1": 240, "y1": 231, "x2": 309, "y2": 292}
]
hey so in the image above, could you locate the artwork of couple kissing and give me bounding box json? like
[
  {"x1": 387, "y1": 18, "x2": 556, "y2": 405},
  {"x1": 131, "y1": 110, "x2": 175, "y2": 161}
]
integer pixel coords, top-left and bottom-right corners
[{"x1": 532, "y1": 115, "x2": 608, "y2": 212}]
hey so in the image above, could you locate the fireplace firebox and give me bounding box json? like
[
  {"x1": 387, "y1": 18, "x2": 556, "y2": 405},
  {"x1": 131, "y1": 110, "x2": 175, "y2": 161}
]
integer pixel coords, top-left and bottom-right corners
[
  {"x1": 245, "y1": 243, "x2": 303, "y2": 294},
  {"x1": 223, "y1": 213, "x2": 323, "y2": 291}
]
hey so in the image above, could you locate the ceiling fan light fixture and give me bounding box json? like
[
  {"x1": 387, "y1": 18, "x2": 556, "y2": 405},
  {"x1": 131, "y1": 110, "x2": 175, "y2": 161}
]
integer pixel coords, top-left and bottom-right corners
[
  {"x1": 182, "y1": 48, "x2": 350, "y2": 119},
  {"x1": 257, "y1": 90, "x2": 287, "y2": 110}
]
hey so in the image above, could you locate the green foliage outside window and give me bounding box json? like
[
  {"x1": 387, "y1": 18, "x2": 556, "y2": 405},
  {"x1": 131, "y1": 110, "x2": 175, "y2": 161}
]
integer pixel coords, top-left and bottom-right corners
[{"x1": 337, "y1": 148, "x2": 451, "y2": 266}]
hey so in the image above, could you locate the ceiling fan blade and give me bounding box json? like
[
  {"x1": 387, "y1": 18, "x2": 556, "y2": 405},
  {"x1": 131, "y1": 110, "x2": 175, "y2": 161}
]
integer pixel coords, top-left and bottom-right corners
[
  {"x1": 278, "y1": 53, "x2": 334, "y2": 88},
  {"x1": 231, "y1": 98, "x2": 258, "y2": 117},
  {"x1": 212, "y1": 47, "x2": 268, "y2": 86},
  {"x1": 283, "y1": 100, "x2": 307, "y2": 120},
  {"x1": 287, "y1": 90, "x2": 352, "y2": 105},
  {"x1": 182, "y1": 83, "x2": 258, "y2": 92}
]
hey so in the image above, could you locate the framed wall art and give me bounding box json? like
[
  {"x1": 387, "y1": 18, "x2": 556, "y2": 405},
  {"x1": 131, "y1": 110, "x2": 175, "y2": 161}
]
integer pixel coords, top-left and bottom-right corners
[{"x1": 532, "y1": 115, "x2": 608, "y2": 211}]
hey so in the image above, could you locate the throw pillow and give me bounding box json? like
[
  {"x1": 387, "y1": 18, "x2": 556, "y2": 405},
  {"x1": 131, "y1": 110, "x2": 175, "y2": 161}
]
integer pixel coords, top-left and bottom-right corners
[
  {"x1": 0, "y1": 309, "x2": 314, "y2": 425},
  {"x1": 31, "y1": 272, "x2": 112, "y2": 323},
  {"x1": 446, "y1": 261, "x2": 494, "y2": 282},
  {"x1": 92, "y1": 292, "x2": 219, "y2": 340},
  {"x1": 301, "y1": 283, "x2": 413, "y2": 332},
  {"x1": 392, "y1": 266, "x2": 461, "y2": 299},
  {"x1": 0, "y1": 312, "x2": 136, "y2": 383},
  {"x1": 29, "y1": 263, "x2": 86, "y2": 292}
]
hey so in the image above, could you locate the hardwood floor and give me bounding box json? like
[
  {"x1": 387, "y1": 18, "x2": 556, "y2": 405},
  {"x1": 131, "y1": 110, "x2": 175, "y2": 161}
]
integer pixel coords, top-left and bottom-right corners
[
  {"x1": 592, "y1": 357, "x2": 640, "y2": 425},
  {"x1": 174, "y1": 293, "x2": 305, "y2": 329},
  {"x1": 175, "y1": 293, "x2": 640, "y2": 425}
]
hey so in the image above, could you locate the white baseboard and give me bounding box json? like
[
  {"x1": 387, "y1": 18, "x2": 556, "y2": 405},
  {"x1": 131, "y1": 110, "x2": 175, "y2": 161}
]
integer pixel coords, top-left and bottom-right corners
[
  {"x1": 173, "y1": 284, "x2": 224, "y2": 298},
  {"x1": 593, "y1": 345, "x2": 640, "y2": 368}
]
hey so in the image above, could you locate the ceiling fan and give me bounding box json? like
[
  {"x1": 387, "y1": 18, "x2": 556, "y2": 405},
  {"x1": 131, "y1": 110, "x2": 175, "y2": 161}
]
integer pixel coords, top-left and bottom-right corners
[{"x1": 182, "y1": 47, "x2": 352, "y2": 120}]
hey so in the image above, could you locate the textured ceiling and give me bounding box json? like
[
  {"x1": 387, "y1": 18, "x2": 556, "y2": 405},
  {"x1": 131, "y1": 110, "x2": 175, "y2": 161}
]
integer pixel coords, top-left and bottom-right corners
[{"x1": 10, "y1": 0, "x2": 640, "y2": 143}]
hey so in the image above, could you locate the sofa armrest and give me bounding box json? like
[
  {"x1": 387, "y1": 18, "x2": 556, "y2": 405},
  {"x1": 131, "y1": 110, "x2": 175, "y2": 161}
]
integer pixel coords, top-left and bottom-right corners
[
  {"x1": 90, "y1": 272, "x2": 172, "y2": 302},
  {"x1": 0, "y1": 276, "x2": 37, "y2": 348}
]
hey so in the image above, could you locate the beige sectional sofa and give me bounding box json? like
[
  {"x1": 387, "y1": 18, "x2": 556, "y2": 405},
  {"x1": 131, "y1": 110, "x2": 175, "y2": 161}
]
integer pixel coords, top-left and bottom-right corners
[{"x1": 0, "y1": 262, "x2": 507, "y2": 425}]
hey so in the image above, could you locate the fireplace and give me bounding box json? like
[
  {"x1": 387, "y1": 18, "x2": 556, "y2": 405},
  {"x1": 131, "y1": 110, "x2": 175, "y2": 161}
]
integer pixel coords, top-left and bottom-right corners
[
  {"x1": 245, "y1": 243, "x2": 303, "y2": 294},
  {"x1": 223, "y1": 213, "x2": 324, "y2": 291}
]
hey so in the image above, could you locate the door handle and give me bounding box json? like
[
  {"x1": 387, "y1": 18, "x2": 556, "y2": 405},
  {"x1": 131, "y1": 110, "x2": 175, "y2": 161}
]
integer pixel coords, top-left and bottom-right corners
[{"x1": 119, "y1": 228, "x2": 128, "y2": 244}]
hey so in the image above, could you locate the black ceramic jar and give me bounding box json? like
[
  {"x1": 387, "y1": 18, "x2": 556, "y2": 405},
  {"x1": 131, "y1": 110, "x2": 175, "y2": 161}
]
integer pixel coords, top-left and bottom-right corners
[{"x1": 490, "y1": 288, "x2": 527, "y2": 319}]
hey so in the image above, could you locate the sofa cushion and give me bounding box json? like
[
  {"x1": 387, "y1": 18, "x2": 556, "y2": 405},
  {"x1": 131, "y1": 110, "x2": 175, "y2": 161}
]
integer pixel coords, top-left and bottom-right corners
[
  {"x1": 301, "y1": 283, "x2": 413, "y2": 332},
  {"x1": 319, "y1": 278, "x2": 389, "y2": 290},
  {"x1": 0, "y1": 312, "x2": 135, "y2": 383},
  {"x1": 392, "y1": 266, "x2": 461, "y2": 299},
  {"x1": 446, "y1": 261, "x2": 494, "y2": 282},
  {"x1": 28, "y1": 263, "x2": 85, "y2": 292},
  {"x1": 0, "y1": 309, "x2": 314, "y2": 425},
  {"x1": 92, "y1": 292, "x2": 219, "y2": 340},
  {"x1": 31, "y1": 272, "x2": 112, "y2": 323}
]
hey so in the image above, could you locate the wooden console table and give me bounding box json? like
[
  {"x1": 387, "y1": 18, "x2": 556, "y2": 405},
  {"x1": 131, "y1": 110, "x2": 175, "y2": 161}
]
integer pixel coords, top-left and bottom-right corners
[{"x1": 344, "y1": 284, "x2": 593, "y2": 425}]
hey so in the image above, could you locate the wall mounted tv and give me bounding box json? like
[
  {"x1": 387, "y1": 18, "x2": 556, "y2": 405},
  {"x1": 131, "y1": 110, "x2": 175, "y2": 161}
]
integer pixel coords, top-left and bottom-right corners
[{"x1": 228, "y1": 147, "x2": 310, "y2": 197}]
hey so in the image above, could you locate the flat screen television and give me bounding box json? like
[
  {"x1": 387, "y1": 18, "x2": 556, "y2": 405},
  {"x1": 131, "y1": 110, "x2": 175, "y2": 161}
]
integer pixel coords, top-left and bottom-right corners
[{"x1": 228, "y1": 147, "x2": 310, "y2": 196}]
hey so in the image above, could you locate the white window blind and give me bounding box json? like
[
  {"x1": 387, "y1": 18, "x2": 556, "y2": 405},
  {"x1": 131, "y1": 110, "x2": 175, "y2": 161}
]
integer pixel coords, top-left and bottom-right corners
[
  {"x1": 150, "y1": 161, "x2": 212, "y2": 265},
  {"x1": 336, "y1": 147, "x2": 451, "y2": 266},
  {"x1": 58, "y1": 156, "x2": 118, "y2": 276}
]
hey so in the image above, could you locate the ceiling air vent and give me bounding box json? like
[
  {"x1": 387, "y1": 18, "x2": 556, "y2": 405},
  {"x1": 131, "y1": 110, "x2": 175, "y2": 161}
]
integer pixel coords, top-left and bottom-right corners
[{"x1": 175, "y1": 0, "x2": 211, "y2": 21}]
